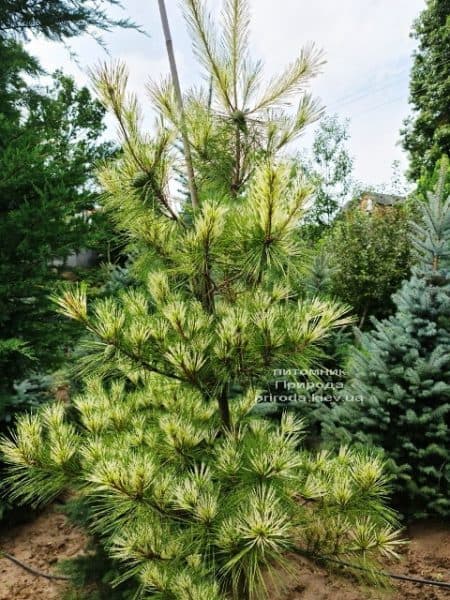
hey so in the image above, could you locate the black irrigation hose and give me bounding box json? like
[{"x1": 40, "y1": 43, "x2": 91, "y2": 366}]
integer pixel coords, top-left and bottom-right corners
[
  {"x1": 2, "y1": 545, "x2": 450, "y2": 590},
  {"x1": 293, "y1": 547, "x2": 450, "y2": 590},
  {"x1": 0, "y1": 550, "x2": 70, "y2": 581}
]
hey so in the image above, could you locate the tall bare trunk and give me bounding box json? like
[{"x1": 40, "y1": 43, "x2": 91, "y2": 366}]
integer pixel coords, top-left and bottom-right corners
[{"x1": 157, "y1": 0, "x2": 199, "y2": 211}]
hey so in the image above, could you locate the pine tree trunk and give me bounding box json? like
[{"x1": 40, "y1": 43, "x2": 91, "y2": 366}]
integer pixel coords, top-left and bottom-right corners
[{"x1": 218, "y1": 385, "x2": 231, "y2": 429}]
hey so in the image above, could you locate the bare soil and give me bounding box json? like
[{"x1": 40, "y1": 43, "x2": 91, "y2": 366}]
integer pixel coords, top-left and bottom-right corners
[
  {"x1": 0, "y1": 506, "x2": 87, "y2": 600},
  {"x1": 0, "y1": 507, "x2": 449, "y2": 600},
  {"x1": 269, "y1": 521, "x2": 450, "y2": 600}
]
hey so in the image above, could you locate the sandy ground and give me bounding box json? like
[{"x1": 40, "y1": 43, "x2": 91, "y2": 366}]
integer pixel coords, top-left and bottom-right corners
[
  {"x1": 0, "y1": 506, "x2": 86, "y2": 600},
  {"x1": 0, "y1": 507, "x2": 449, "y2": 600},
  {"x1": 269, "y1": 522, "x2": 450, "y2": 600}
]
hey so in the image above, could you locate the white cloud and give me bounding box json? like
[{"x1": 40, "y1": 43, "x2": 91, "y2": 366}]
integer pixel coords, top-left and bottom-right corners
[
  {"x1": 26, "y1": 0, "x2": 426, "y2": 186},
  {"x1": 247, "y1": 0, "x2": 425, "y2": 184}
]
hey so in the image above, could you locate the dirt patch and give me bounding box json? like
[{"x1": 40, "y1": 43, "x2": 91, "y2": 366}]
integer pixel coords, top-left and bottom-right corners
[
  {"x1": 393, "y1": 521, "x2": 450, "y2": 600},
  {"x1": 0, "y1": 508, "x2": 449, "y2": 600},
  {"x1": 266, "y1": 553, "x2": 379, "y2": 600},
  {"x1": 268, "y1": 521, "x2": 450, "y2": 600},
  {"x1": 0, "y1": 506, "x2": 87, "y2": 600}
]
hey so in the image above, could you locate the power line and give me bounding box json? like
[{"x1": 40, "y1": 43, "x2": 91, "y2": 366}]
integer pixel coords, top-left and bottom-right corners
[
  {"x1": 328, "y1": 68, "x2": 409, "y2": 111},
  {"x1": 351, "y1": 95, "x2": 405, "y2": 120},
  {"x1": 326, "y1": 56, "x2": 450, "y2": 115}
]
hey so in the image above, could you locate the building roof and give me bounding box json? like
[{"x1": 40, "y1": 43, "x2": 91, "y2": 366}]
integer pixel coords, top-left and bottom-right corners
[
  {"x1": 340, "y1": 191, "x2": 405, "y2": 213},
  {"x1": 360, "y1": 191, "x2": 405, "y2": 206}
]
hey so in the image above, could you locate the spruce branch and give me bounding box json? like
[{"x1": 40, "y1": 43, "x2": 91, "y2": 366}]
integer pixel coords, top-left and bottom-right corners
[{"x1": 411, "y1": 154, "x2": 450, "y2": 271}]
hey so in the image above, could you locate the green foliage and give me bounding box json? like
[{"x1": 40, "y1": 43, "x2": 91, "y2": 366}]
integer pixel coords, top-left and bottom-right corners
[
  {"x1": 0, "y1": 371, "x2": 57, "y2": 520},
  {"x1": 401, "y1": 0, "x2": 450, "y2": 180},
  {"x1": 252, "y1": 326, "x2": 352, "y2": 448},
  {"x1": 1, "y1": 1, "x2": 403, "y2": 597},
  {"x1": 411, "y1": 157, "x2": 450, "y2": 268},
  {"x1": 3, "y1": 390, "x2": 401, "y2": 598},
  {"x1": 0, "y1": 338, "x2": 35, "y2": 368},
  {"x1": 0, "y1": 0, "x2": 137, "y2": 41},
  {"x1": 325, "y1": 204, "x2": 413, "y2": 324},
  {"x1": 60, "y1": 549, "x2": 138, "y2": 600},
  {"x1": 0, "y1": 0, "x2": 132, "y2": 524},
  {"x1": 416, "y1": 154, "x2": 450, "y2": 203},
  {"x1": 148, "y1": 0, "x2": 324, "y2": 201},
  {"x1": 324, "y1": 163, "x2": 450, "y2": 518},
  {"x1": 1, "y1": 369, "x2": 71, "y2": 529},
  {"x1": 0, "y1": 40, "x2": 113, "y2": 401},
  {"x1": 0, "y1": 373, "x2": 54, "y2": 426},
  {"x1": 302, "y1": 114, "x2": 354, "y2": 238},
  {"x1": 0, "y1": 0, "x2": 131, "y2": 407},
  {"x1": 59, "y1": 497, "x2": 139, "y2": 600},
  {"x1": 253, "y1": 249, "x2": 352, "y2": 440}
]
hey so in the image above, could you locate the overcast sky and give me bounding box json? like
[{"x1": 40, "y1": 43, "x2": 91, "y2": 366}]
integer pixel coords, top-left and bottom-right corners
[{"x1": 27, "y1": 0, "x2": 425, "y2": 187}]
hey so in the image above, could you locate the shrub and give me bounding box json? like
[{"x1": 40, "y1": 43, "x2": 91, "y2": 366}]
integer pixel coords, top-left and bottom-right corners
[{"x1": 325, "y1": 204, "x2": 413, "y2": 325}]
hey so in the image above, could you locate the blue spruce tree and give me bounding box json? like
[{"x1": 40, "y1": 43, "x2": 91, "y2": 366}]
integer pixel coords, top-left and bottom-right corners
[{"x1": 325, "y1": 158, "x2": 450, "y2": 518}]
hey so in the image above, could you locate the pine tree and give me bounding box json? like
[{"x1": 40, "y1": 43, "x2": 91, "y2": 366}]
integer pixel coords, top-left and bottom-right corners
[
  {"x1": 1, "y1": 2, "x2": 403, "y2": 597},
  {"x1": 325, "y1": 158, "x2": 450, "y2": 518}
]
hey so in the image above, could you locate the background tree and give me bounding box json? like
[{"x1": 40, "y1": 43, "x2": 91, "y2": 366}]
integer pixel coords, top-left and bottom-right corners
[
  {"x1": 325, "y1": 204, "x2": 413, "y2": 325},
  {"x1": 324, "y1": 160, "x2": 450, "y2": 518},
  {"x1": 303, "y1": 114, "x2": 354, "y2": 237},
  {"x1": 1, "y1": 1, "x2": 402, "y2": 597},
  {"x1": 0, "y1": 58, "x2": 114, "y2": 416},
  {"x1": 0, "y1": 0, "x2": 135, "y2": 41},
  {"x1": 401, "y1": 0, "x2": 450, "y2": 180},
  {"x1": 374, "y1": 160, "x2": 411, "y2": 197},
  {"x1": 416, "y1": 153, "x2": 450, "y2": 202},
  {"x1": 0, "y1": 0, "x2": 132, "y2": 419}
]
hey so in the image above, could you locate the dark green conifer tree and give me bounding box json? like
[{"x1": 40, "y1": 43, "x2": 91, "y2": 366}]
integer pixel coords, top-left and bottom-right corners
[
  {"x1": 0, "y1": 0, "x2": 132, "y2": 416},
  {"x1": 325, "y1": 159, "x2": 450, "y2": 518},
  {"x1": 401, "y1": 0, "x2": 450, "y2": 180}
]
